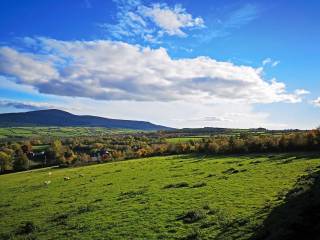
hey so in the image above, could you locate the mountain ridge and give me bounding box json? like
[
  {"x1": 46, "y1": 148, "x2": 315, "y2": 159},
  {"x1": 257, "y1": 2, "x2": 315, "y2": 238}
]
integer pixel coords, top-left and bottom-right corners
[{"x1": 0, "y1": 109, "x2": 173, "y2": 131}]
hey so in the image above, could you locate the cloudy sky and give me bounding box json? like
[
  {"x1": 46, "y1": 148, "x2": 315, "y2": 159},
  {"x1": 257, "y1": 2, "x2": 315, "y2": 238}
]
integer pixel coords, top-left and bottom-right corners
[{"x1": 0, "y1": 0, "x2": 319, "y2": 129}]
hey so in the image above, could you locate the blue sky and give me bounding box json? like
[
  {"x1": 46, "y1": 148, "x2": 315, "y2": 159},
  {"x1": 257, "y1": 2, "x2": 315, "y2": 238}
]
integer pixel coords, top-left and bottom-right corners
[{"x1": 0, "y1": 0, "x2": 319, "y2": 129}]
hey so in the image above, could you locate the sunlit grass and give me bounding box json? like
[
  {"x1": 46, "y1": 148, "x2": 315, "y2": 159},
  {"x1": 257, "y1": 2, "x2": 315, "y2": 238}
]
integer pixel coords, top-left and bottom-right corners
[
  {"x1": 166, "y1": 136, "x2": 209, "y2": 143},
  {"x1": 0, "y1": 153, "x2": 319, "y2": 239},
  {"x1": 0, "y1": 127, "x2": 137, "y2": 139}
]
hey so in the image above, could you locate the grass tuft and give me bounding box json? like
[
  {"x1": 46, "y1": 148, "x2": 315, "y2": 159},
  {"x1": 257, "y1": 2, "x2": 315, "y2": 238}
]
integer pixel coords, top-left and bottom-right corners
[
  {"x1": 192, "y1": 182, "x2": 207, "y2": 188},
  {"x1": 118, "y1": 189, "x2": 147, "y2": 200},
  {"x1": 16, "y1": 221, "x2": 38, "y2": 235},
  {"x1": 177, "y1": 209, "x2": 206, "y2": 224},
  {"x1": 164, "y1": 182, "x2": 189, "y2": 189},
  {"x1": 222, "y1": 168, "x2": 239, "y2": 174}
]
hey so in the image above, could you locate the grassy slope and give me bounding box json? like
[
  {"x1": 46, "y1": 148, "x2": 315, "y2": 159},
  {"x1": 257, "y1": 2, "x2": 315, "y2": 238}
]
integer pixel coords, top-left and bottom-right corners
[
  {"x1": 0, "y1": 154, "x2": 319, "y2": 240},
  {"x1": 253, "y1": 168, "x2": 320, "y2": 240},
  {"x1": 166, "y1": 136, "x2": 209, "y2": 143},
  {"x1": 0, "y1": 127, "x2": 137, "y2": 139}
]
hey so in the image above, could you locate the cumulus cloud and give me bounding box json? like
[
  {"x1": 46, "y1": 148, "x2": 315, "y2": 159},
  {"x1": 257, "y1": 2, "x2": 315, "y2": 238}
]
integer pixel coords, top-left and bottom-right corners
[
  {"x1": 140, "y1": 3, "x2": 204, "y2": 37},
  {"x1": 0, "y1": 46, "x2": 58, "y2": 84},
  {"x1": 102, "y1": 0, "x2": 204, "y2": 42},
  {"x1": 0, "y1": 37, "x2": 307, "y2": 104}
]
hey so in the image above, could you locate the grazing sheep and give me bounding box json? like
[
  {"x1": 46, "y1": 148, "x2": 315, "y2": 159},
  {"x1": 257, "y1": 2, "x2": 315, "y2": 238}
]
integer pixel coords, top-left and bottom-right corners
[
  {"x1": 44, "y1": 180, "x2": 51, "y2": 185},
  {"x1": 64, "y1": 176, "x2": 70, "y2": 181},
  {"x1": 79, "y1": 174, "x2": 84, "y2": 177},
  {"x1": 48, "y1": 172, "x2": 52, "y2": 176}
]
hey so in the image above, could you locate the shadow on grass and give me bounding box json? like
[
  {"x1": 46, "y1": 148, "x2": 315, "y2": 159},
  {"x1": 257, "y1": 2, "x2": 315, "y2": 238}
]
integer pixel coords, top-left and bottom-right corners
[
  {"x1": 172, "y1": 154, "x2": 247, "y2": 163},
  {"x1": 265, "y1": 152, "x2": 320, "y2": 161},
  {"x1": 173, "y1": 152, "x2": 320, "y2": 165},
  {"x1": 252, "y1": 169, "x2": 320, "y2": 240},
  {"x1": 212, "y1": 168, "x2": 320, "y2": 240}
]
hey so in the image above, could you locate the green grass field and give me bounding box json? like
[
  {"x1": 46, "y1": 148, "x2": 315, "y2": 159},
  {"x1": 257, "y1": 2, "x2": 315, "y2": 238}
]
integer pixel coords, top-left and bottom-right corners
[
  {"x1": 166, "y1": 136, "x2": 209, "y2": 143},
  {"x1": 1, "y1": 153, "x2": 319, "y2": 239},
  {"x1": 0, "y1": 127, "x2": 137, "y2": 139}
]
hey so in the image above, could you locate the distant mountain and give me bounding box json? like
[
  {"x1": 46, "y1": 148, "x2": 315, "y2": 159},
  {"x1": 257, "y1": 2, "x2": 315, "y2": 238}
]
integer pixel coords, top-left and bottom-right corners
[{"x1": 0, "y1": 109, "x2": 173, "y2": 131}]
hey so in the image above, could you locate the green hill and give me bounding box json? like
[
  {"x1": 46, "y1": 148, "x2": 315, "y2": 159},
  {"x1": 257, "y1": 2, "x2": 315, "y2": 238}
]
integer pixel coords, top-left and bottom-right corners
[
  {"x1": 0, "y1": 109, "x2": 172, "y2": 131},
  {"x1": 1, "y1": 153, "x2": 320, "y2": 239}
]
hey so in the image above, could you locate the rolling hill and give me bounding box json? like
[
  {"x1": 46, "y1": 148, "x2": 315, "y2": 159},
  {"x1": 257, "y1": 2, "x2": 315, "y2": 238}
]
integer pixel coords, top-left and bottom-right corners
[{"x1": 0, "y1": 109, "x2": 172, "y2": 131}]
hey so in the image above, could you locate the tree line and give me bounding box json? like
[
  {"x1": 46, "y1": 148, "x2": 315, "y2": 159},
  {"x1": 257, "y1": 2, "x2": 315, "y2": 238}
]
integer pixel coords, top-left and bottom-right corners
[{"x1": 1, "y1": 130, "x2": 320, "y2": 173}]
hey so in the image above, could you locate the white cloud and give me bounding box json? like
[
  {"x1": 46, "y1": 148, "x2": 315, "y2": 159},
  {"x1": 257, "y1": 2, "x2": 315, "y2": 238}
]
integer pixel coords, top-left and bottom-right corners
[
  {"x1": 294, "y1": 89, "x2": 310, "y2": 95},
  {"x1": 200, "y1": 116, "x2": 233, "y2": 122},
  {"x1": 262, "y1": 58, "x2": 272, "y2": 66},
  {"x1": 0, "y1": 76, "x2": 37, "y2": 94},
  {"x1": 140, "y1": 3, "x2": 204, "y2": 37},
  {"x1": 102, "y1": 0, "x2": 204, "y2": 42},
  {"x1": 181, "y1": 116, "x2": 233, "y2": 123},
  {"x1": 0, "y1": 38, "x2": 307, "y2": 105},
  {"x1": 262, "y1": 58, "x2": 280, "y2": 67},
  {"x1": 312, "y1": 97, "x2": 320, "y2": 107},
  {"x1": 0, "y1": 46, "x2": 58, "y2": 84},
  {"x1": 271, "y1": 60, "x2": 280, "y2": 67}
]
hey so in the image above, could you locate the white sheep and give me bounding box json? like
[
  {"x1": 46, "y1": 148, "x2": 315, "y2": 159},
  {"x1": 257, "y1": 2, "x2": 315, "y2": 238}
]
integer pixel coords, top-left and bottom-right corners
[
  {"x1": 64, "y1": 176, "x2": 70, "y2": 181},
  {"x1": 44, "y1": 180, "x2": 51, "y2": 185},
  {"x1": 48, "y1": 172, "x2": 52, "y2": 176}
]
